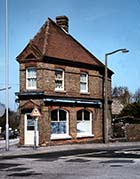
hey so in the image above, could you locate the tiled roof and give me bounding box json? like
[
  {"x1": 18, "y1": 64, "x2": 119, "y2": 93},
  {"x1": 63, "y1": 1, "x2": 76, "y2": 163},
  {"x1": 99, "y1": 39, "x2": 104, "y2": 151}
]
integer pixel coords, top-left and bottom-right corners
[{"x1": 16, "y1": 17, "x2": 105, "y2": 68}]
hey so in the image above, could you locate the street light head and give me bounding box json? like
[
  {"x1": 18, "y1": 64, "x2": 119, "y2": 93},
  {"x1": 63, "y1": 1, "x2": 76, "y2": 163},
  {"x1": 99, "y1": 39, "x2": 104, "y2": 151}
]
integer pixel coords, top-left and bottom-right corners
[
  {"x1": 122, "y1": 49, "x2": 129, "y2": 53},
  {"x1": 106, "y1": 48, "x2": 129, "y2": 56}
]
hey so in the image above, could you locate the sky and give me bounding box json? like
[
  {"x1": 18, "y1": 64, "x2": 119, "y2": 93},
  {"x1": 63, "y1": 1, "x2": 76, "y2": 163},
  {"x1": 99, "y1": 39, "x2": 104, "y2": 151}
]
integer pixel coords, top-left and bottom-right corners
[{"x1": 0, "y1": 0, "x2": 140, "y2": 111}]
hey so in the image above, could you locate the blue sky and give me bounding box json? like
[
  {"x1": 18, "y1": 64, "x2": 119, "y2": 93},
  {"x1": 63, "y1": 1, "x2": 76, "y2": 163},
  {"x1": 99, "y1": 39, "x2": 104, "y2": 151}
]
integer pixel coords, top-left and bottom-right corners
[{"x1": 0, "y1": 0, "x2": 140, "y2": 110}]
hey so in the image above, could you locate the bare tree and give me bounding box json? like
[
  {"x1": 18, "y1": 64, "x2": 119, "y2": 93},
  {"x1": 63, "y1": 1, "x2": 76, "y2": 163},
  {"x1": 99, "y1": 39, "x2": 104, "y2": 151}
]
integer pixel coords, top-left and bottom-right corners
[
  {"x1": 133, "y1": 88, "x2": 140, "y2": 103},
  {"x1": 112, "y1": 86, "x2": 132, "y2": 105}
]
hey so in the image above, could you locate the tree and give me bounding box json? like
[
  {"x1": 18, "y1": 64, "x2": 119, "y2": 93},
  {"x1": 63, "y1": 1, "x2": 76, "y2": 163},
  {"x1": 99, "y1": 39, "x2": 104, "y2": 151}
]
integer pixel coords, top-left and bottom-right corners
[
  {"x1": 112, "y1": 86, "x2": 132, "y2": 105},
  {"x1": 0, "y1": 107, "x2": 19, "y2": 131},
  {"x1": 119, "y1": 102, "x2": 140, "y2": 118},
  {"x1": 133, "y1": 88, "x2": 140, "y2": 103}
]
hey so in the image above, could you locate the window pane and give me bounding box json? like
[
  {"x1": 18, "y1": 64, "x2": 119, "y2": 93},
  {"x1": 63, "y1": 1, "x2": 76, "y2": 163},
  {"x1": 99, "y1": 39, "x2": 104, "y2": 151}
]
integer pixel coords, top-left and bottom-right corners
[
  {"x1": 55, "y1": 70, "x2": 62, "y2": 79},
  {"x1": 80, "y1": 74, "x2": 86, "y2": 82},
  {"x1": 55, "y1": 80, "x2": 63, "y2": 89},
  {"x1": 28, "y1": 70, "x2": 31, "y2": 78},
  {"x1": 77, "y1": 121, "x2": 90, "y2": 133},
  {"x1": 32, "y1": 70, "x2": 36, "y2": 78},
  {"x1": 80, "y1": 83, "x2": 86, "y2": 91},
  {"x1": 27, "y1": 119, "x2": 34, "y2": 130},
  {"x1": 51, "y1": 122, "x2": 59, "y2": 133},
  {"x1": 77, "y1": 110, "x2": 82, "y2": 121},
  {"x1": 51, "y1": 122, "x2": 66, "y2": 134},
  {"x1": 59, "y1": 110, "x2": 66, "y2": 121},
  {"x1": 28, "y1": 68, "x2": 36, "y2": 77},
  {"x1": 59, "y1": 122, "x2": 66, "y2": 133},
  {"x1": 28, "y1": 79, "x2": 31, "y2": 87},
  {"x1": 51, "y1": 110, "x2": 57, "y2": 121},
  {"x1": 28, "y1": 79, "x2": 36, "y2": 88},
  {"x1": 32, "y1": 79, "x2": 36, "y2": 87},
  {"x1": 84, "y1": 110, "x2": 90, "y2": 121}
]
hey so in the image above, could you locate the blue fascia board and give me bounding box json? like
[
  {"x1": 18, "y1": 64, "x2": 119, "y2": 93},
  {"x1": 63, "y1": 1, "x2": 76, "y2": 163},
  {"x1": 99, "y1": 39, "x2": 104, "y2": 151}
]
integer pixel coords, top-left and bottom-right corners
[{"x1": 44, "y1": 98, "x2": 101, "y2": 105}]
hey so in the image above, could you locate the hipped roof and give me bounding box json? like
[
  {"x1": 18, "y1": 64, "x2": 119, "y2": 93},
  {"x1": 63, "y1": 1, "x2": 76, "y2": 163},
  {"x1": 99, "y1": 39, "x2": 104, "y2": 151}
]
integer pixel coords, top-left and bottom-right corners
[{"x1": 16, "y1": 17, "x2": 107, "y2": 69}]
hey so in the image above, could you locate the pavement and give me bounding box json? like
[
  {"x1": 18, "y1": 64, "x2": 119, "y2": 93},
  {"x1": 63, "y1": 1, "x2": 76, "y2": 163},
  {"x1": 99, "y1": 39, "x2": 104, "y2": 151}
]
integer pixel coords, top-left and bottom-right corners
[{"x1": 1, "y1": 139, "x2": 140, "y2": 158}]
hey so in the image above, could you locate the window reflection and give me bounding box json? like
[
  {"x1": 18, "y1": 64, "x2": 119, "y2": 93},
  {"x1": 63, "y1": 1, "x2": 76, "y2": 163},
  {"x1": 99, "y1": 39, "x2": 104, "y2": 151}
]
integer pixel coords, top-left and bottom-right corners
[
  {"x1": 77, "y1": 110, "x2": 91, "y2": 134},
  {"x1": 51, "y1": 109, "x2": 67, "y2": 134}
]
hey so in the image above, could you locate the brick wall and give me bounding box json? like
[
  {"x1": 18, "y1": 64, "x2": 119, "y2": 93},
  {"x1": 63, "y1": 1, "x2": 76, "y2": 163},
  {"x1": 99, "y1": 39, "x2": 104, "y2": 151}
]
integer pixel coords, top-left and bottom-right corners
[
  {"x1": 126, "y1": 123, "x2": 140, "y2": 141},
  {"x1": 38, "y1": 105, "x2": 103, "y2": 146},
  {"x1": 19, "y1": 62, "x2": 103, "y2": 98}
]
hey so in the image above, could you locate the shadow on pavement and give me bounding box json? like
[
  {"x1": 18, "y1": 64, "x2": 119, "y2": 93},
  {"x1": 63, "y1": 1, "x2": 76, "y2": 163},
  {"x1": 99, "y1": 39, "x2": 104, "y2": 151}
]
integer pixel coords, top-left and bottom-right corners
[{"x1": 1, "y1": 147, "x2": 140, "y2": 160}]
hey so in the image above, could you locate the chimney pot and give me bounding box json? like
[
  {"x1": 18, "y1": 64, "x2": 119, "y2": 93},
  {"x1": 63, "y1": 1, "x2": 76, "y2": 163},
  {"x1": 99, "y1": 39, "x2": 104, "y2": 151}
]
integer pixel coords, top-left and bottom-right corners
[{"x1": 56, "y1": 16, "x2": 69, "y2": 32}]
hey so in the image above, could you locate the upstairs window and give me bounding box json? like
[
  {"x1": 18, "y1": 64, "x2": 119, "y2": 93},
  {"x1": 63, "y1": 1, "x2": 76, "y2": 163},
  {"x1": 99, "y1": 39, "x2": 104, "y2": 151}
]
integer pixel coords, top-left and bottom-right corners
[
  {"x1": 80, "y1": 73, "x2": 88, "y2": 93},
  {"x1": 55, "y1": 69, "x2": 64, "y2": 91},
  {"x1": 26, "y1": 67, "x2": 37, "y2": 90}
]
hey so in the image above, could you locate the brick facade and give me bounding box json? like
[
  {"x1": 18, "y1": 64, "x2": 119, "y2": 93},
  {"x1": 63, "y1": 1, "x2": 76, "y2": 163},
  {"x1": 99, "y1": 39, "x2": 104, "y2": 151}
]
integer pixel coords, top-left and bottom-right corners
[{"x1": 16, "y1": 16, "x2": 113, "y2": 146}]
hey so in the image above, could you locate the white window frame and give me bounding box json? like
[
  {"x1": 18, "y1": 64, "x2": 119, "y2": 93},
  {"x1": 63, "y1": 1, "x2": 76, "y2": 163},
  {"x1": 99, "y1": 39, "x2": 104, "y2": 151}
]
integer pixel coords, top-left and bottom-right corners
[
  {"x1": 76, "y1": 109, "x2": 93, "y2": 137},
  {"x1": 80, "y1": 72, "x2": 88, "y2": 93},
  {"x1": 26, "y1": 67, "x2": 37, "y2": 90},
  {"x1": 55, "y1": 69, "x2": 64, "y2": 91},
  {"x1": 51, "y1": 109, "x2": 71, "y2": 139}
]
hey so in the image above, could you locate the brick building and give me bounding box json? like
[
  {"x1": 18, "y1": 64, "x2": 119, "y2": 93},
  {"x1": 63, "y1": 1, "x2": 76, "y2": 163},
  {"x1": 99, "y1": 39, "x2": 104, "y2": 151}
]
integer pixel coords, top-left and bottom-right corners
[{"x1": 16, "y1": 16, "x2": 113, "y2": 146}]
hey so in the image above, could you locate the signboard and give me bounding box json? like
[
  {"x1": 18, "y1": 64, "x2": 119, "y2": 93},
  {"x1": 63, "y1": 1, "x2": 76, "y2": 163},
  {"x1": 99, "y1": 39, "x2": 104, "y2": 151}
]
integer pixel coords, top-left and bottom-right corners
[
  {"x1": 31, "y1": 107, "x2": 41, "y2": 150},
  {"x1": 31, "y1": 107, "x2": 41, "y2": 117}
]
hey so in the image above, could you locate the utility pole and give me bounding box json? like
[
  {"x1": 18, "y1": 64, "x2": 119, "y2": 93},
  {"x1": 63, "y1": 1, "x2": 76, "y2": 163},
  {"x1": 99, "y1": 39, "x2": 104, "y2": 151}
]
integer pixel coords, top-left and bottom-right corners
[{"x1": 5, "y1": 0, "x2": 9, "y2": 151}]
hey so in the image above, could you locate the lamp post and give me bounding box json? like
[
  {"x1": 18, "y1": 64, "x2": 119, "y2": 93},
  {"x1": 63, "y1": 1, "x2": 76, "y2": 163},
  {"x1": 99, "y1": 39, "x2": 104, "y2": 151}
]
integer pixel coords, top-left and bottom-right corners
[
  {"x1": 5, "y1": 0, "x2": 9, "y2": 151},
  {"x1": 104, "y1": 48, "x2": 129, "y2": 143}
]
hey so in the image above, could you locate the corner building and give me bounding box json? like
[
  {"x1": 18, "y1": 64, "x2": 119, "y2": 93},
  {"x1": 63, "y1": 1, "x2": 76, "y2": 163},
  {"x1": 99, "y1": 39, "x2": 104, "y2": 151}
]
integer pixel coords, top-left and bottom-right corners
[{"x1": 16, "y1": 16, "x2": 113, "y2": 146}]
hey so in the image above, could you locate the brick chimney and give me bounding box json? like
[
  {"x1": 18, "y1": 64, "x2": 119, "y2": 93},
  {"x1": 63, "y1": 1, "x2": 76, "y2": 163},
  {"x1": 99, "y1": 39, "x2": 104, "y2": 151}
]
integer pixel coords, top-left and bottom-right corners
[{"x1": 56, "y1": 16, "x2": 69, "y2": 33}]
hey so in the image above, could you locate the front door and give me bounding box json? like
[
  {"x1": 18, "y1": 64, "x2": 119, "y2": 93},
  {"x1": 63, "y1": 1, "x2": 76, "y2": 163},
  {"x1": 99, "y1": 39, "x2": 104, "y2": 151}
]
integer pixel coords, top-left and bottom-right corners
[{"x1": 24, "y1": 114, "x2": 39, "y2": 146}]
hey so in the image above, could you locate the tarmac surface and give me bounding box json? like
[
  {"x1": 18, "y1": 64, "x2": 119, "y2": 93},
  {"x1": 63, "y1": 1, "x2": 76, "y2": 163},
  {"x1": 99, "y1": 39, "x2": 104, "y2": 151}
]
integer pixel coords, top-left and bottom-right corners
[
  {"x1": 1, "y1": 139, "x2": 140, "y2": 158},
  {"x1": 1, "y1": 140, "x2": 140, "y2": 179}
]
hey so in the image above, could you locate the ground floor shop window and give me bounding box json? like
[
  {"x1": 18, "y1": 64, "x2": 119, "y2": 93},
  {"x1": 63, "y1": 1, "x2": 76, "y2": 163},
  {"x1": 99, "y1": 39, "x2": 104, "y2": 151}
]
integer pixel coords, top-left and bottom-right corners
[
  {"x1": 77, "y1": 109, "x2": 92, "y2": 137},
  {"x1": 51, "y1": 109, "x2": 70, "y2": 139}
]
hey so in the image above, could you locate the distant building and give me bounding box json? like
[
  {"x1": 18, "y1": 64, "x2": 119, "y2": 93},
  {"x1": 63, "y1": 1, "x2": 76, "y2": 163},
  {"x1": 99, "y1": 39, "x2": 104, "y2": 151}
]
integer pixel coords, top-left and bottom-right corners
[{"x1": 16, "y1": 16, "x2": 113, "y2": 146}]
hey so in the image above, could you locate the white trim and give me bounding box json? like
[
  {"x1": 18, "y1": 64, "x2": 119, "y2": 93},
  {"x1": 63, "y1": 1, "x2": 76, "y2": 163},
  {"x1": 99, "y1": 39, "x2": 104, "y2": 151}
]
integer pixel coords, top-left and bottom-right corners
[
  {"x1": 77, "y1": 134, "x2": 94, "y2": 138},
  {"x1": 26, "y1": 67, "x2": 37, "y2": 90},
  {"x1": 51, "y1": 109, "x2": 69, "y2": 138},
  {"x1": 77, "y1": 110, "x2": 92, "y2": 135},
  {"x1": 80, "y1": 72, "x2": 88, "y2": 93},
  {"x1": 51, "y1": 134, "x2": 72, "y2": 140},
  {"x1": 55, "y1": 69, "x2": 64, "y2": 91},
  {"x1": 24, "y1": 113, "x2": 39, "y2": 146}
]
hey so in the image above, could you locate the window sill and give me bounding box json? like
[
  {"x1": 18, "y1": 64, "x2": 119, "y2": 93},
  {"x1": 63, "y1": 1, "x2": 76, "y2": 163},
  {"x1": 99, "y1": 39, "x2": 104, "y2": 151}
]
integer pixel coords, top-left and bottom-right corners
[
  {"x1": 76, "y1": 134, "x2": 94, "y2": 138},
  {"x1": 26, "y1": 88, "x2": 37, "y2": 90},
  {"x1": 55, "y1": 89, "x2": 66, "y2": 93},
  {"x1": 80, "y1": 92, "x2": 90, "y2": 95},
  {"x1": 51, "y1": 134, "x2": 72, "y2": 140}
]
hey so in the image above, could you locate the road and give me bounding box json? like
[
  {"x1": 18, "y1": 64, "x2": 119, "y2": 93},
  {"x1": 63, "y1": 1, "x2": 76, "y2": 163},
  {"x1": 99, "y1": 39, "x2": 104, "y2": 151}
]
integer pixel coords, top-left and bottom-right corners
[{"x1": 0, "y1": 144, "x2": 140, "y2": 178}]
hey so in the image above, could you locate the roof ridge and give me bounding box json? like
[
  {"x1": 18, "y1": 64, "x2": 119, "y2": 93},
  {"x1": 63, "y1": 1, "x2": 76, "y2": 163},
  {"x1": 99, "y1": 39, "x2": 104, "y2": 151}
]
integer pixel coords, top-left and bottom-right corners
[
  {"x1": 32, "y1": 20, "x2": 48, "y2": 42},
  {"x1": 43, "y1": 19, "x2": 50, "y2": 55}
]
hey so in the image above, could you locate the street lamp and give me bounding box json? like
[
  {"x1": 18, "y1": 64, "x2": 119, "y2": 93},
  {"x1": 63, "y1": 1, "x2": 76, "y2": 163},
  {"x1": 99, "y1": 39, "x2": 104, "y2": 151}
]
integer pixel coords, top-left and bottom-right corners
[
  {"x1": 0, "y1": 87, "x2": 11, "y2": 91},
  {"x1": 5, "y1": 0, "x2": 9, "y2": 151},
  {"x1": 104, "y1": 48, "x2": 129, "y2": 143}
]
